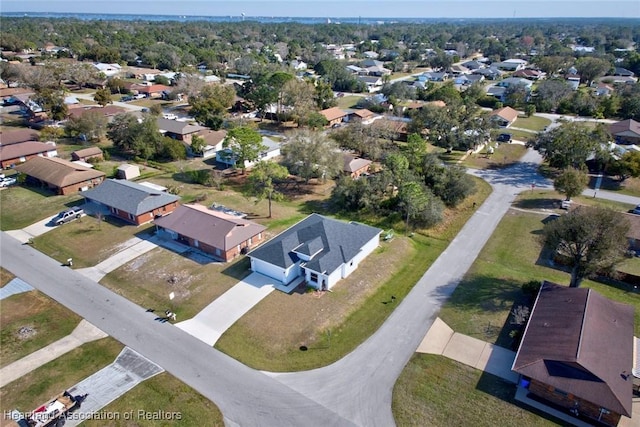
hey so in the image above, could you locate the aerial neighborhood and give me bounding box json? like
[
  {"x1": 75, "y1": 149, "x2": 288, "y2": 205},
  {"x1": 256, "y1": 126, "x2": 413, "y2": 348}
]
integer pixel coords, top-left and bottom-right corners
[{"x1": 1, "y1": 11, "x2": 640, "y2": 427}]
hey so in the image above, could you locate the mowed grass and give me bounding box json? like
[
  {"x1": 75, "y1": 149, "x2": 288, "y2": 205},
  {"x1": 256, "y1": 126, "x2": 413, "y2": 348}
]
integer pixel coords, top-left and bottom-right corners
[
  {"x1": 335, "y1": 95, "x2": 365, "y2": 109},
  {"x1": 215, "y1": 179, "x2": 493, "y2": 371},
  {"x1": 439, "y1": 192, "x2": 640, "y2": 348},
  {"x1": 594, "y1": 175, "x2": 640, "y2": 198},
  {"x1": 392, "y1": 354, "x2": 559, "y2": 427},
  {"x1": 1, "y1": 267, "x2": 15, "y2": 286},
  {"x1": 0, "y1": 186, "x2": 83, "y2": 230},
  {"x1": 32, "y1": 216, "x2": 154, "y2": 268},
  {"x1": 0, "y1": 291, "x2": 82, "y2": 367},
  {"x1": 0, "y1": 338, "x2": 123, "y2": 413},
  {"x1": 512, "y1": 115, "x2": 551, "y2": 132},
  {"x1": 82, "y1": 373, "x2": 224, "y2": 427},
  {"x1": 101, "y1": 248, "x2": 252, "y2": 320},
  {"x1": 462, "y1": 144, "x2": 527, "y2": 170}
]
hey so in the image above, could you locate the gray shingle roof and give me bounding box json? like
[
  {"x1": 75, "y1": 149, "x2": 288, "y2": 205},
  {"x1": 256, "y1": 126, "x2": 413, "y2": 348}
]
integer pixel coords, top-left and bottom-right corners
[
  {"x1": 81, "y1": 179, "x2": 180, "y2": 215},
  {"x1": 248, "y1": 213, "x2": 381, "y2": 274}
]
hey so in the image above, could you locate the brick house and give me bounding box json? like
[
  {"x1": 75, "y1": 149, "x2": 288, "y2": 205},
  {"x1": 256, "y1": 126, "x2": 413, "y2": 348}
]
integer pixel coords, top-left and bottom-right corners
[
  {"x1": 15, "y1": 156, "x2": 105, "y2": 195},
  {"x1": 0, "y1": 141, "x2": 58, "y2": 169},
  {"x1": 512, "y1": 281, "x2": 633, "y2": 426},
  {"x1": 343, "y1": 154, "x2": 372, "y2": 178},
  {"x1": 320, "y1": 107, "x2": 349, "y2": 127},
  {"x1": 82, "y1": 179, "x2": 180, "y2": 225},
  {"x1": 71, "y1": 146, "x2": 103, "y2": 162},
  {"x1": 157, "y1": 117, "x2": 207, "y2": 145},
  {"x1": 154, "y1": 204, "x2": 266, "y2": 262}
]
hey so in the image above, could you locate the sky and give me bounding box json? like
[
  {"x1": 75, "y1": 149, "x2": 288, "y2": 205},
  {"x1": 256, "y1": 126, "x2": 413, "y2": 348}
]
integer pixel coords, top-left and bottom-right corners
[{"x1": 1, "y1": 0, "x2": 639, "y2": 19}]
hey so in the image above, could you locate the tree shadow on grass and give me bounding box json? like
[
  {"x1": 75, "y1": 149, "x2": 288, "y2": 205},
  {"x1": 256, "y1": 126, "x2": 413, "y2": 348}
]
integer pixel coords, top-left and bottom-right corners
[
  {"x1": 220, "y1": 257, "x2": 252, "y2": 281},
  {"x1": 513, "y1": 197, "x2": 561, "y2": 210}
]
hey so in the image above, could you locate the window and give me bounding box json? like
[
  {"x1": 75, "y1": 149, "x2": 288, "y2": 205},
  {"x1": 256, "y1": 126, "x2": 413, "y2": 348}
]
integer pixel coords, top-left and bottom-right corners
[
  {"x1": 310, "y1": 272, "x2": 318, "y2": 283},
  {"x1": 215, "y1": 248, "x2": 221, "y2": 256}
]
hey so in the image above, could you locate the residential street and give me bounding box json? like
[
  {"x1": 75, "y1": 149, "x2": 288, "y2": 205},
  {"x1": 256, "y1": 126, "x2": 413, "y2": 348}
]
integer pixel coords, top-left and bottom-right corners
[{"x1": 2, "y1": 148, "x2": 638, "y2": 426}]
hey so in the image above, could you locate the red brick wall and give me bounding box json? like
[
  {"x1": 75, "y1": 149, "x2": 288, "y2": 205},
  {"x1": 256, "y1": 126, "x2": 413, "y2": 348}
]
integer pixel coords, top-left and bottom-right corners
[
  {"x1": 528, "y1": 379, "x2": 622, "y2": 426},
  {"x1": 59, "y1": 177, "x2": 105, "y2": 195},
  {"x1": 177, "y1": 232, "x2": 264, "y2": 262}
]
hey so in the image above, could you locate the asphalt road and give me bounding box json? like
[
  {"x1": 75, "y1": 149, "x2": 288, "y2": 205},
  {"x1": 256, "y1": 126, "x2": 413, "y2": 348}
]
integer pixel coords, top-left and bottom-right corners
[{"x1": 5, "y1": 148, "x2": 631, "y2": 426}]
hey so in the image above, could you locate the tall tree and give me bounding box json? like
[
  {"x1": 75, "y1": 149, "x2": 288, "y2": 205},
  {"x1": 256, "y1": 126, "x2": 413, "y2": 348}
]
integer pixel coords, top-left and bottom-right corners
[
  {"x1": 189, "y1": 84, "x2": 235, "y2": 129},
  {"x1": 574, "y1": 57, "x2": 612, "y2": 85},
  {"x1": 543, "y1": 206, "x2": 630, "y2": 287},
  {"x1": 65, "y1": 111, "x2": 108, "y2": 142},
  {"x1": 282, "y1": 129, "x2": 342, "y2": 183},
  {"x1": 553, "y1": 168, "x2": 589, "y2": 201},
  {"x1": 246, "y1": 161, "x2": 289, "y2": 218},
  {"x1": 534, "y1": 122, "x2": 609, "y2": 169},
  {"x1": 223, "y1": 126, "x2": 265, "y2": 174},
  {"x1": 93, "y1": 87, "x2": 112, "y2": 107},
  {"x1": 606, "y1": 150, "x2": 640, "y2": 182}
]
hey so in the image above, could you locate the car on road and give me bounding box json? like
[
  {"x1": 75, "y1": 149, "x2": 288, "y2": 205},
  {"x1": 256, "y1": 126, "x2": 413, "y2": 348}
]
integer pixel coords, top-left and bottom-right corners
[
  {"x1": 53, "y1": 207, "x2": 85, "y2": 225},
  {"x1": 632, "y1": 204, "x2": 640, "y2": 215},
  {"x1": 496, "y1": 133, "x2": 512, "y2": 143},
  {"x1": 561, "y1": 200, "x2": 573, "y2": 210},
  {"x1": 121, "y1": 95, "x2": 133, "y2": 102}
]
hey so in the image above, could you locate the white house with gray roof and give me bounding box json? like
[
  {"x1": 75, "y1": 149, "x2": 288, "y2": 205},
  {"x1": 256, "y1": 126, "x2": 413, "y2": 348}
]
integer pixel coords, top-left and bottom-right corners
[
  {"x1": 247, "y1": 214, "x2": 382, "y2": 290},
  {"x1": 81, "y1": 179, "x2": 180, "y2": 225}
]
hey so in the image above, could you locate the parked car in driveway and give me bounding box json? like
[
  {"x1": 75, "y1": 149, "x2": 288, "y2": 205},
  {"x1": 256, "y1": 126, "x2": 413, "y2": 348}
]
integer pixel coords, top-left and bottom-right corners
[
  {"x1": 496, "y1": 133, "x2": 512, "y2": 143},
  {"x1": 0, "y1": 176, "x2": 17, "y2": 187},
  {"x1": 53, "y1": 206, "x2": 85, "y2": 225}
]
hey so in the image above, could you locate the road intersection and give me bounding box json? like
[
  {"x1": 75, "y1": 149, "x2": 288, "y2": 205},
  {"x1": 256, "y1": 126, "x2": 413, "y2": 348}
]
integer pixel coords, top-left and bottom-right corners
[{"x1": 2, "y1": 148, "x2": 638, "y2": 426}]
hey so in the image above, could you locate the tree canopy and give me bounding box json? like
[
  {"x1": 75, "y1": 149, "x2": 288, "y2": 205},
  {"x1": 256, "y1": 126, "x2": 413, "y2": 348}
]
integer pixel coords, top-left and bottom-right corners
[
  {"x1": 553, "y1": 168, "x2": 589, "y2": 201},
  {"x1": 282, "y1": 129, "x2": 342, "y2": 183},
  {"x1": 245, "y1": 161, "x2": 289, "y2": 218},
  {"x1": 534, "y1": 122, "x2": 610, "y2": 169},
  {"x1": 222, "y1": 126, "x2": 265, "y2": 173},
  {"x1": 543, "y1": 206, "x2": 630, "y2": 287}
]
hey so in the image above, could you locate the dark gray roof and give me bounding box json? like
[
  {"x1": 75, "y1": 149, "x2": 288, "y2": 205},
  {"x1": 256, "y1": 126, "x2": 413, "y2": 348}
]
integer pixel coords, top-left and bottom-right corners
[
  {"x1": 248, "y1": 213, "x2": 381, "y2": 274},
  {"x1": 81, "y1": 178, "x2": 180, "y2": 215}
]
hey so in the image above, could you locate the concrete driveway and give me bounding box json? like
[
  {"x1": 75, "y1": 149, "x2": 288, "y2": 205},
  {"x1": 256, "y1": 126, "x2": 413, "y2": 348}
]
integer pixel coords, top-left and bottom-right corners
[{"x1": 176, "y1": 272, "x2": 302, "y2": 346}]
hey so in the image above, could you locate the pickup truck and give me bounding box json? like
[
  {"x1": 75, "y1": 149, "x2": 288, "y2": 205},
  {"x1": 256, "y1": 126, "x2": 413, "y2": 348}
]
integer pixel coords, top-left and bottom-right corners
[
  {"x1": 12, "y1": 390, "x2": 80, "y2": 427},
  {"x1": 53, "y1": 207, "x2": 84, "y2": 225}
]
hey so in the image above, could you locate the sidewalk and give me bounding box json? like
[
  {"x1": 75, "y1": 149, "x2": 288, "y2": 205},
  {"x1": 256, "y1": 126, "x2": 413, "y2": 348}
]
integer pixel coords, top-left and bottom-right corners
[
  {"x1": 416, "y1": 317, "x2": 519, "y2": 383},
  {"x1": 0, "y1": 320, "x2": 107, "y2": 387}
]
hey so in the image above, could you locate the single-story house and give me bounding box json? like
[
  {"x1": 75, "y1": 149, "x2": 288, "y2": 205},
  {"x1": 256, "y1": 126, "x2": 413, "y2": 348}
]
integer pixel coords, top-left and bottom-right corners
[
  {"x1": 154, "y1": 203, "x2": 266, "y2": 262},
  {"x1": 448, "y1": 64, "x2": 470, "y2": 75},
  {"x1": 82, "y1": 179, "x2": 180, "y2": 225},
  {"x1": 614, "y1": 67, "x2": 635, "y2": 77},
  {"x1": 594, "y1": 83, "x2": 615, "y2": 97},
  {"x1": 358, "y1": 75, "x2": 384, "y2": 91},
  {"x1": 609, "y1": 119, "x2": 640, "y2": 145},
  {"x1": 512, "y1": 281, "x2": 633, "y2": 427},
  {"x1": 320, "y1": 107, "x2": 349, "y2": 127},
  {"x1": 129, "y1": 83, "x2": 171, "y2": 98},
  {"x1": 15, "y1": 156, "x2": 105, "y2": 195},
  {"x1": 489, "y1": 106, "x2": 519, "y2": 128},
  {"x1": 190, "y1": 129, "x2": 227, "y2": 159},
  {"x1": 117, "y1": 164, "x2": 141, "y2": 180},
  {"x1": 216, "y1": 136, "x2": 281, "y2": 169},
  {"x1": 248, "y1": 213, "x2": 382, "y2": 290},
  {"x1": 473, "y1": 67, "x2": 503, "y2": 80},
  {"x1": 493, "y1": 59, "x2": 527, "y2": 71},
  {"x1": 343, "y1": 154, "x2": 372, "y2": 178},
  {"x1": 512, "y1": 69, "x2": 545, "y2": 80},
  {"x1": 496, "y1": 77, "x2": 533, "y2": 89},
  {"x1": 67, "y1": 105, "x2": 127, "y2": 122},
  {"x1": 565, "y1": 74, "x2": 581, "y2": 90},
  {"x1": 346, "y1": 65, "x2": 367, "y2": 75},
  {"x1": 157, "y1": 118, "x2": 207, "y2": 145},
  {"x1": 0, "y1": 128, "x2": 40, "y2": 145},
  {"x1": 349, "y1": 109, "x2": 377, "y2": 124},
  {"x1": 0, "y1": 141, "x2": 58, "y2": 169},
  {"x1": 71, "y1": 146, "x2": 103, "y2": 162},
  {"x1": 419, "y1": 72, "x2": 449, "y2": 82},
  {"x1": 93, "y1": 63, "x2": 122, "y2": 77}
]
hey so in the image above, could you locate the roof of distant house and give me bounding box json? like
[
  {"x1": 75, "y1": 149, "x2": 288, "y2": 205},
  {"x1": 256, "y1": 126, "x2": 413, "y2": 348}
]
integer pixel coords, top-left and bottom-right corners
[
  {"x1": 72, "y1": 146, "x2": 103, "y2": 158},
  {"x1": 154, "y1": 204, "x2": 266, "y2": 251},
  {"x1": 194, "y1": 129, "x2": 227, "y2": 147},
  {"x1": 0, "y1": 141, "x2": 56, "y2": 161},
  {"x1": 320, "y1": 107, "x2": 349, "y2": 122},
  {"x1": 490, "y1": 106, "x2": 519, "y2": 123},
  {"x1": 512, "y1": 281, "x2": 633, "y2": 417},
  {"x1": 248, "y1": 213, "x2": 381, "y2": 274},
  {"x1": 130, "y1": 83, "x2": 171, "y2": 94},
  {"x1": 0, "y1": 128, "x2": 40, "y2": 145},
  {"x1": 352, "y1": 109, "x2": 374, "y2": 119},
  {"x1": 15, "y1": 156, "x2": 105, "y2": 187},
  {"x1": 343, "y1": 154, "x2": 372, "y2": 173},
  {"x1": 67, "y1": 105, "x2": 126, "y2": 119},
  {"x1": 610, "y1": 119, "x2": 640, "y2": 136},
  {"x1": 81, "y1": 178, "x2": 180, "y2": 215},
  {"x1": 157, "y1": 118, "x2": 207, "y2": 135}
]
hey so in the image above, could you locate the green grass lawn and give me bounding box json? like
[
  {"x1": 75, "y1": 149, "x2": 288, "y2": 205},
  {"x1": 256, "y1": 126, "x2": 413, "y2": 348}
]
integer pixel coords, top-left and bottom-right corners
[
  {"x1": 593, "y1": 175, "x2": 640, "y2": 198},
  {"x1": 335, "y1": 95, "x2": 365, "y2": 109},
  {"x1": 439, "y1": 192, "x2": 640, "y2": 349},
  {"x1": 462, "y1": 144, "x2": 527, "y2": 170},
  {"x1": 392, "y1": 354, "x2": 559, "y2": 427},
  {"x1": 32, "y1": 217, "x2": 154, "y2": 268},
  {"x1": 0, "y1": 186, "x2": 83, "y2": 231},
  {"x1": 82, "y1": 373, "x2": 224, "y2": 427},
  {"x1": 0, "y1": 291, "x2": 82, "y2": 367},
  {"x1": 513, "y1": 115, "x2": 551, "y2": 131},
  {"x1": 215, "y1": 178, "x2": 493, "y2": 371}
]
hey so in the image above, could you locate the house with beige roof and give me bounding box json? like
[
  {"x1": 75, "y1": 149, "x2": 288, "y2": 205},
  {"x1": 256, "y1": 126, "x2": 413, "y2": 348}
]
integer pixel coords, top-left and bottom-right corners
[
  {"x1": 343, "y1": 154, "x2": 372, "y2": 178},
  {"x1": 15, "y1": 156, "x2": 105, "y2": 195},
  {"x1": 71, "y1": 147, "x2": 103, "y2": 162},
  {"x1": 489, "y1": 106, "x2": 519, "y2": 128},
  {"x1": 154, "y1": 204, "x2": 266, "y2": 262},
  {"x1": 320, "y1": 107, "x2": 349, "y2": 127},
  {"x1": 610, "y1": 119, "x2": 640, "y2": 145}
]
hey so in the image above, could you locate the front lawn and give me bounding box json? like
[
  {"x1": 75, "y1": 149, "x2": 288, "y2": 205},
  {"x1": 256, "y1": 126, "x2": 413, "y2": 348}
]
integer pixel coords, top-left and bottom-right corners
[
  {"x1": 392, "y1": 354, "x2": 559, "y2": 427},
  {"x1": 0, "y1": 186, "x2": 83, "y2": 231},
  {"x1": 513, "y1": 115, "x2": 551, "y2": 132},
  {"x1": 32, "y1": 216, "x2": 154, "y2": 268},
  {"x1": 462, "y1": 144, "x2": 527, "y2": 170},
  {"x1": 215, "y1": 179, "x2": 493, "y2": 371},
  {"x1": 0, "y1": 291, "x2": 82, "y2": 367}
]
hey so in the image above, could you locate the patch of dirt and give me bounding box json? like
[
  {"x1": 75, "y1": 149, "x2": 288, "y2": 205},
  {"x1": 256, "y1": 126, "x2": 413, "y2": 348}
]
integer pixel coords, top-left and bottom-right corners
[{"x1": 16, "y1": 326, "x2": 37, "y2": 340}]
